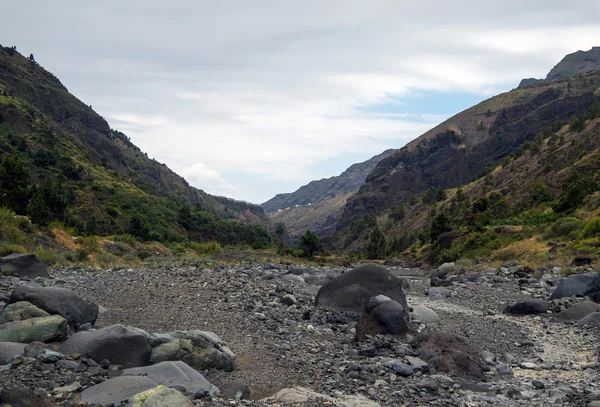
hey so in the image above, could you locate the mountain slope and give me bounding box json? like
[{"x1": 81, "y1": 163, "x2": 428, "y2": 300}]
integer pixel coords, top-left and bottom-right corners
[
  {"x1": 338, "y1": 68, "x2": 600, "y2": 232},
  {"x1": 0, "y1": 45, "x2": 273, "y2": 247},
  {"x1": 262, "y1": 149, "x2": 394, "y2": 214}
]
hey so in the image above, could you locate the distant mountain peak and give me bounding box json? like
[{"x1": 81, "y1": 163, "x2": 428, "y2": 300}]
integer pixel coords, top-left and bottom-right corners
[{"x1": 519, "y1": 46, "x2": 600, "y2": 88}]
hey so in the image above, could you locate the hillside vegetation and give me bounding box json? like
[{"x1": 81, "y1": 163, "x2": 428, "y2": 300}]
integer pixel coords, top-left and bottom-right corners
[{"x1": 0, "y1": 45, "x2": 273, "y2": 252}]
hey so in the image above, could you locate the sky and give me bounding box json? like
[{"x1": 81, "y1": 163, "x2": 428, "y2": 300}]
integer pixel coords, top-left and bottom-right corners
[{"x1": 2, "y1": 1, "x2": 600, "y2": 204}]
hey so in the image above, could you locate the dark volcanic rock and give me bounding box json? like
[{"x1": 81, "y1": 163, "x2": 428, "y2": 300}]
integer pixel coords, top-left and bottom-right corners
[
  {"x1": 0, "y1": 254, "x2": 48, "y2": 278},
  {"x1": 546, "y1": 46, "x2": 600, "y2": 81},
  {"x1": 8, "y1": 283, "x2": 99, "y2": 329},
  {"x1": 59, "y1": 324, "x2": 151, "y2": 368},
  {"x1": 549, "y1": 272, "x2": 600, "y2": 301},
  {"x1": 356, "y1": 297, "x2": 411, "y2": 340},
  {"x1": 315, "y1": 263, "x2": 409, "y2": 315},
  {"x1": 506, "y1": 300, "x2": 549, "y2": 315}
]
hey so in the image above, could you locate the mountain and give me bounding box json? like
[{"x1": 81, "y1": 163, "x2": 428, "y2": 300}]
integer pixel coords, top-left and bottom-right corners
[
  {"x1": 262, "y1": 149, "x2": 394, "y2": 214},
  {"x1": 337, "y1": 67, "x2": 600, "y2": 233},
  {"x1": 519, "y1": 46, "x2": 600, "y2": 87},
  {"x1": 0, "y1": 45, "x2": 274, "y2": 247},
  {"x1": 262, "y1": 150, "x2": 394, "y2": 240}
]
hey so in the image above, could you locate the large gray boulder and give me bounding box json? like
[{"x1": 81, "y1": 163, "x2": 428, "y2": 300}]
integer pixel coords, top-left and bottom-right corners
[
  {"x1": 8, "y1": 283, "x2": 99, "y2": 329},
  {"x1": 549, "y1": 272, "x2": 600, "y2": 301},
  {"x1": 60, "y1": 324, "x2": 151, "y2": 368},
  {"x1": 0, "y1": 342, "x2": 26, "y2": 363},
  {"x1": 578, "y1": 311, "x2": 600, "y2": 325},
  {"x1": 148, "y1": 330, "x2": 236, "y2": 372},
  {"x1": 315, "y1": 263, "x2": 409, "y2": 314},
  {"x1": 80, "y1": 376, "x2": 158, "y2": 405},
  {"x1": 0, "y1": 315, "x2": 68, "y2": 343},
  {"x1": 124, "y1": 361, "x2": 220, "y2": 395},
  {"x1": 0, "y1": 253, "x2": 48, "y2": 278},
  {"x1": 0, "y1": 301, "x2": 50, "y2": 324}
]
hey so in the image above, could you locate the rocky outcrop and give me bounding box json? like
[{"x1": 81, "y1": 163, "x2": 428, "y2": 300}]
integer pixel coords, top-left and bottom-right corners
[{"x1": 546, "y1": 47, "x2": 600, "y2": 81}]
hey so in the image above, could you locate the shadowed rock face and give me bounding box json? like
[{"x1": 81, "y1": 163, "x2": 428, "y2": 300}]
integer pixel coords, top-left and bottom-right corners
[
  {"x1": 315, "y1": 263, "x2": 409, "y2": 317},
  {"x1": 546, "y1": 47, "x2": 600, "y2": 81}
]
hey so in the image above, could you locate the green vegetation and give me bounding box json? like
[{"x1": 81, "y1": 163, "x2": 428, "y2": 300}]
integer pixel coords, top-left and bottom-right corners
[{"x1": 297, "y1": 230, "x2": 323, "y2": 258}]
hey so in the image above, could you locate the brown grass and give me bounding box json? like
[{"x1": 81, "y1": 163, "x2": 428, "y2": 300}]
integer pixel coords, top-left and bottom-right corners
[
  {"x1": 491, "y1": 237, "x2": 549, "y2": 264},
  {"x1": 51, "y1": 227, "x2": 79, "y2": 251}
]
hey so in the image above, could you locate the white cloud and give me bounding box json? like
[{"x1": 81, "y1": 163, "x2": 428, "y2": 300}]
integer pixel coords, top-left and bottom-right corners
[
  {"x1": 3, "y1": 1, "x2": 600, "y2": 203},
  {"x1": 177, "y1": 163, "x2": 235, "y2": 197}
]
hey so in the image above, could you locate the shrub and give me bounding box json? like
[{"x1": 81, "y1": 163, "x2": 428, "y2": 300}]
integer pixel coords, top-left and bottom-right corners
[
  {"x1": 545, "y1": 217, "x2": 583, "y2": 238},
  {"x1": 583, "y1": 217, "x2": 600, "y2": 238},
  {"x1": 137, "y1": 251, "x2": 151, "y2": 260},
  {"x1": 76, "y1": 248, "x2": 90, "y2": 262},
  {"x1": 191, "y1": 241, "x2": 222, "y2": 255},
  {"x1": 96, "y1": 253, "x2": 118, "y2": 265},
  {"x1": 35, "y1": 248, "x2": 67, "y2": 265},
  {"x1": 297, "y1": 231, "x2": 322, "y2": 258},
  {"x1": 0, "y1": 242, "x2": 25, "y2": 256}
]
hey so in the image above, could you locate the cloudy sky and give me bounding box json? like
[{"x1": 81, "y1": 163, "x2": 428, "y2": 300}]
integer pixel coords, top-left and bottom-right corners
[{"x1": 3, "y1": 1, "x2": 600, "y2": 204}]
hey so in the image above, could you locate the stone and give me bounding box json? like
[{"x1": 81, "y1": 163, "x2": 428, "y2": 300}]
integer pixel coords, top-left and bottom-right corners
[
  {"x1": 127, "y1": 385, "x2": 194, "y2": 407},
  {"x1": 124, "y1": 361, "x2": 219, "y2": 395},
  {"x1": 405, "y1": 356, "x2": 429, "y2": 373},
  {"x1": 383, "y1": 360, "x2": 413, "y2": 376},
  {"x1": 365, "y1": 295, "x2": 392, "y2": 312},
  {"x1": 549, "y1": 272, "x2": 600, "y2": 301},
  {"x1": 505, "y1": 300, "x2": 549, "y2": 315},
  {"x1": 316, "y1": 263, "x2": 409, "y2": 314},
  {"x1": 0, "y1": 253, "x2": 48, "y2": 278},
  {"x1": 80, "y1": 376, "x2": 159, "y2": 405},
  {"x1": 148, "y1": 330, "x2": 236, "y2": 371},
  {"x1": 0, "y1": 301, "x2": 50, "y2": 324},
  {"x1": 520, "y1": 362, "x2": 537, "y2": 369},
  {"x1": 572, "y1": 255, "x2": 593, "y2": 266},
  {"x1": 411, "y1": 306, "x2": 441, "y2": 327},
  {"x1": 281, "y1": 294, "x2": 296, "y2": 306},
  {"x1": 356, "y1": 299, "x2": 410, "y2": 340},
  {"x1": 554, "y1": 301, "x2": 600, "y2": 321},
  {"x1": 8, "y1": 283, "x2": 99, "y2": 329},
  {"x1": 0, "y1": 342, "x2": 26, "y2": 363},
  {"x1": 53, "y1": 381, "x2": 81, "y2": 393},
  {"x1": 0, "y1": 315, "x2": 68, "y2": 343},
  {"x1": 37, "y1": 349, "x2": 62, "y2": 363},
  {"x1": 59, "y1": 324, "x2": 151, "y2": 368}
]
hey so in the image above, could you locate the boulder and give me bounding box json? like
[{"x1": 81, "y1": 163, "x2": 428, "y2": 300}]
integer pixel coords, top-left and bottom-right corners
[
  {"x1": 0, "y1": 253, "x2": 48, "y2": 278},
  {"x1": 127, "y1": 385, "x2": 194, "y2": 407},
  {"x1": 549, "y1": 272, "x2": 600, "y2": 301},
  {"x1": 148, "y1": 330, "x2": 236, "y2": 372},
  {"x1": 411, "y1": 306, "x2": 441, "y2": 327},
  {"x1": 59, "y1": 324, "x2": 151, "y2": 368},
  {"x1": 0, "y1": 342, "x2": 26, "y2": 363},
  {"x1": 124, "y1": 361, "x2": 220, "y2": 395},
  {"x1": 264, "y1": 386, "x2": 380, "y2": 407},
  {"x1": 80, "y1": 376, "x2": 159, "y2": 405},
  {"x1": 8, "y1": 283, "x2": 99, "y2": 329},
  {"x1": 415, "y1": 332, "x2": 485, "y2": 381},
  {"x1": 430, "y1": 263, "x2": 455, "y2": 287},
  {"x1": 553, "y1": 301, "x2": 600, "y2": 321},
  {"x1": 0, "y1": 301, "x2": 50, "y2": 323},
  {"x1": 356, "y1": 297, "x2": 410, "y2": 340},
  {"x1": 0, "y1": 315, "x2": 68, "y2": 343},
  {"x1": 315, "y1": 263, "x2": 409, "y2": 314},
  {"x1": 505, "y1": 300, "x2": 549, "y2": 315},
  {"x1": 578, "y1": 311, "x2": 600, "y2": 325},
  {"x1": 572, "y1": 255, "x2": 593, "y2": 266}
]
